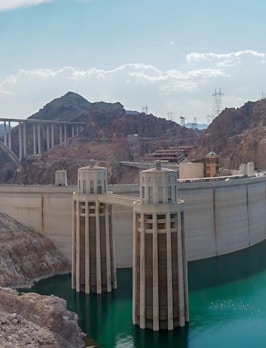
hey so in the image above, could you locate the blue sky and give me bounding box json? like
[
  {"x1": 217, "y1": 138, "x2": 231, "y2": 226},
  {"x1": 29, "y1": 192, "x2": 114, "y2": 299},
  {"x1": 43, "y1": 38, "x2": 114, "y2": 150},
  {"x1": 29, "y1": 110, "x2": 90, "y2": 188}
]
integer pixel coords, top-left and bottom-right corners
[{"x1": 0, "y1": 0, "x2": 266, "y2": 124}]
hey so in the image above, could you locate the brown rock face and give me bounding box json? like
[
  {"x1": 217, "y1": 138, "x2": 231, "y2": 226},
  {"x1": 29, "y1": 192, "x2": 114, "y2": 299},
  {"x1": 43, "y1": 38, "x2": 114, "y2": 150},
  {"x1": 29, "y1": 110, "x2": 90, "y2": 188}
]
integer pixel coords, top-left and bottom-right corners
[
  {"x1": 1, "y1": 95, "x2": 199, "y2": 185},
  {"x1": 0, "y1": 213, "x2": 70, "y2": 288},
  {"x1": 0, "y1": 287, "x2": 85, "y2": 348},
  {"x1": 190, "y1": 99, "x2": 266, "y2": 170}
]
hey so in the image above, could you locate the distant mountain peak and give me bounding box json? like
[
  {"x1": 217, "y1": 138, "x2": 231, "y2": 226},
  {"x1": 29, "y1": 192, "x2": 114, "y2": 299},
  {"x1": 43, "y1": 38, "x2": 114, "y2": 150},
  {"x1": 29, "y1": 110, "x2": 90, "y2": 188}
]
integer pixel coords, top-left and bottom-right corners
[{"x1": 29, "y1": 91, "x2": 91, "y2": 122}]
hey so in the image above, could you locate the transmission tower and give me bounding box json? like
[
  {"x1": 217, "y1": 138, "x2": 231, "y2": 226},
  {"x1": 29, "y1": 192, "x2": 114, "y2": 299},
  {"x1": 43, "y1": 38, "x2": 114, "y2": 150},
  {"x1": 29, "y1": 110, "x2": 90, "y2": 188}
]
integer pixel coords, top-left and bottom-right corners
[
  {"x1": 212, "y1": 88, "x2": 223, "y2": 117},
  {"x1": 208, "y1": 88, "x2": 224, "y2": 124},
  {"x1": 180, "y1": 116, "x2": 185, "y2": 127},
  {"x1": 192, "y1": 117, "x2": 197, "y2": 129},
  {"x1": 167, "y1": 112, "x2": 173, "y2": 121},
  {"x1": 142, "y1": 105, "x2": 148, "y2": 114}
]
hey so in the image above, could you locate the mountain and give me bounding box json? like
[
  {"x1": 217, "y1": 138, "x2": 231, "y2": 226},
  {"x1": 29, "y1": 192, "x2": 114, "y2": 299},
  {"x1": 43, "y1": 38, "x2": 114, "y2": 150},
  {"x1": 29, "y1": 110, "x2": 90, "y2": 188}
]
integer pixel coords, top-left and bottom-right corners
[
  {"x1": 0, "y1": 92, "x2": 200, "y2": 185},
  {"x1": 29, "y1": 91, "x2": 91, "y2": 122},
  {"x1": 189, "y1": 99, "x2": 266, "y2": 170}
]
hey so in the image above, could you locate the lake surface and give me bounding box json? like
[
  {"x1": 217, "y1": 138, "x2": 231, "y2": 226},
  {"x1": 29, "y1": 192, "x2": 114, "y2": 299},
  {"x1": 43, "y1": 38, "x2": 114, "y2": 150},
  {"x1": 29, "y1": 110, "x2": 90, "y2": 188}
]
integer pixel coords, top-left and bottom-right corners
[{"x1": 26, "y1": 240, "x2": 266, "y2": 348}]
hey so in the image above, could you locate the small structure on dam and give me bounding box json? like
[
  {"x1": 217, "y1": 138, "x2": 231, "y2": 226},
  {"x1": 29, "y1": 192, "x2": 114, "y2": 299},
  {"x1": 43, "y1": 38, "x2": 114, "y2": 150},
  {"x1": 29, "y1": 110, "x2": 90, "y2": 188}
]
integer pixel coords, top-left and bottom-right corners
[
  {"x1": 132, "y1": 160, "x2": 189, "y2": 330},
  {"x1": 72, "y1": 160, "x2": 117, "y2": 294}
]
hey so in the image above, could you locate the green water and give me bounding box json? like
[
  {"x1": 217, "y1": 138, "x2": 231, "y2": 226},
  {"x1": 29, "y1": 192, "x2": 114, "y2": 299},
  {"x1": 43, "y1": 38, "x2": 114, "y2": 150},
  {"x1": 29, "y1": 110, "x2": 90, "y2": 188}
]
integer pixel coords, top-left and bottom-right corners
[{"x1": 26, "y1": 240, "x2": 266, "y2": 348}]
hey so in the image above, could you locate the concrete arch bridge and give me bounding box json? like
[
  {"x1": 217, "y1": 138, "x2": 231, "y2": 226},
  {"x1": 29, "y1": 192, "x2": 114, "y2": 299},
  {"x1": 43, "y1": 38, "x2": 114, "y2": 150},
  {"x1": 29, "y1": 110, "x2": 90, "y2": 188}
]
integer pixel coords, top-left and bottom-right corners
[{"x1": 0, "y1": 117, "x2": 85, "y2": 167}]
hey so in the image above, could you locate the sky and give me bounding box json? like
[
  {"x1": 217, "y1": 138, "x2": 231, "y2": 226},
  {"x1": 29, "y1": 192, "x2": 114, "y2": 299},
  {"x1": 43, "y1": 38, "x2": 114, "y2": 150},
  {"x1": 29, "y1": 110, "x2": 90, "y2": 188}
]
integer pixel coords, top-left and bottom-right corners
[{"x1": 0, "y1": 0, "x2": 266, "y2": 125}]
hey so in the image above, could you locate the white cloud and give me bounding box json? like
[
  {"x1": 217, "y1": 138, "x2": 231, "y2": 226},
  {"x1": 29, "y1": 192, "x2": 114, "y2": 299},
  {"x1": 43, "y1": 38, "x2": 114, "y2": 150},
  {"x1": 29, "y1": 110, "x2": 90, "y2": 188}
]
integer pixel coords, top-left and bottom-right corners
[
  {"x1": 0, "y1": 0, "x2": 52, "y2": 11},
  {"x1": 0, "y1": 51, "x2": 266, "y2": 123},
  {"x1": 187, "y1": 50, "x2": 266, "y2": 63}
]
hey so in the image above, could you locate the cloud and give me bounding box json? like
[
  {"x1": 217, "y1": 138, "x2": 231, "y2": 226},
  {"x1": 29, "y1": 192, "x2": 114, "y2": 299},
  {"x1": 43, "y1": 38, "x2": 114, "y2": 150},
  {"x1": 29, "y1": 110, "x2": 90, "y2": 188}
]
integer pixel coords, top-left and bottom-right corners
[
  {"x1": 0, "y1": 51, "x2": 266, "y2": 123},
  {"x1": 187, "y1": 50, "x2": 266, "y2": 62},
  {"x1": 187, "y1": 50, "x2": 266, "y2": 70},
  {"x1": 0, "y1": 0, "x2": 53, "y2": 11}
]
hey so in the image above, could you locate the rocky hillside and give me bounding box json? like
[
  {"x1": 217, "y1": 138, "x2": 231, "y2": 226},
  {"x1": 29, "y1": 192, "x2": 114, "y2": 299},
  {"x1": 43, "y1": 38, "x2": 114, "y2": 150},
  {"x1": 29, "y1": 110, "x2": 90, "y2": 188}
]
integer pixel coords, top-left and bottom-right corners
[
  {"x1": 190, "y1": 98, "x2": 266, "y2": 170},
  {"x1": 0, "y1": 213, "x2": 86, "y2": 347},
  {"x1": 0, "y1": 287, "x2": 85, "y2": 348},
  {"x1": 0, "y1": 92, "x2": 200, "y2": 185},
  {"x1": 29, "y1": 91, "x2": 91, "y2": 122},
  {"x1": 0, "y1": 212, "x2": 70, "y2": 288}
]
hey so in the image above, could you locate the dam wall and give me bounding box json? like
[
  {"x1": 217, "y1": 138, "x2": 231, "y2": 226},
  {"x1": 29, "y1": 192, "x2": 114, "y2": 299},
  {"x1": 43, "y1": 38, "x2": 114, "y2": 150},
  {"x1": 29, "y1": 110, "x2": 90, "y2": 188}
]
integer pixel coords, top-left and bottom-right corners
[{"x1": 0, "y1": 176, "x2": 265, "y2": 267}]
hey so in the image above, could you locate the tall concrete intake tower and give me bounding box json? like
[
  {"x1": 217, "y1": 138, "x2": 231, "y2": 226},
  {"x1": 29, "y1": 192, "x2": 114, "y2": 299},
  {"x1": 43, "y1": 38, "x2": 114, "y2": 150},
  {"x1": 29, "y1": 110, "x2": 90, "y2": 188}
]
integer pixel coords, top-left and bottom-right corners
[
  {"x1": 72, "y1": 160, "x2": 117, "y2": 294},
  {"x1": 133, "y1": 161, "x2": 189, "y2": 330}
]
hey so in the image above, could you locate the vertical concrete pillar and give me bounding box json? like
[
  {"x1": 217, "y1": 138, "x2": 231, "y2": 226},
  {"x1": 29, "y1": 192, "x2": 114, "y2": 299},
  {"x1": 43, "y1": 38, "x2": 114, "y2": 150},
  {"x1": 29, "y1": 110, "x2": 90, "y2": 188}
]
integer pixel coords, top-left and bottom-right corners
[
  {"x1": 75, "y1": 201, "x2": 81, "y2": 292},
  {"x1": 46, "y1": 124, "x2": 50, "y2": 150},
  {"x1": 59, "y1": 125, "x2": 62, "y2": 146},
  {"x1": 64, "y1": 124, "x2": 67, "y2": 146},
  {"x1": 19, "y1": 122, "x2": 23, "y2": 160},
  {"x1": 37, "y1": 123, "x2": 41, "y2": 155},
  {"x1": 51, "y1": 123, "x2": 55, "y2": 148},
  {"x1": 71, "y1": 200, "x2": 76, "y2": 289},
  {"x1": 152, "y1": 213, "x2": 159, "y2": 331},
  {"x1": 3, "y1": 121, "x2": 7, "y2": 146},
  {"x1": 33, "y1": 123, "x2": 37, "y2": 155},
  {"x1": 8, "y1": 121, "x2": 11, "y2": 149},
  {"x1": 133, "y1": 160, "x2": 189, "y2": 331},
  {"x1": 23, "y1": 122, "x2": 27, "y2": 157},
  {"x1": 139, "y1": 212, "x2": 146, "y2": 329},
  {"x1": 84, "y1": 201, "x2": 90, "y2": 293},
  {"x1": 72, "y1": 160, "x2": 117, "y2": 294},
  {"x1": 166, "y1": 212, "x2": 173, "y2": 330}
]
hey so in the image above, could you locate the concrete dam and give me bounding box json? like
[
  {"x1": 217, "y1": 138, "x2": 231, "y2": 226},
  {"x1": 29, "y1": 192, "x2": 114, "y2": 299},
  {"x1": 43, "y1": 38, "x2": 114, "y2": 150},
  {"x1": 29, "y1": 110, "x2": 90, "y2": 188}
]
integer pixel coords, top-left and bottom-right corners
[{"x1": 0, "y1": 174, "x2": 265, "y2": 268}]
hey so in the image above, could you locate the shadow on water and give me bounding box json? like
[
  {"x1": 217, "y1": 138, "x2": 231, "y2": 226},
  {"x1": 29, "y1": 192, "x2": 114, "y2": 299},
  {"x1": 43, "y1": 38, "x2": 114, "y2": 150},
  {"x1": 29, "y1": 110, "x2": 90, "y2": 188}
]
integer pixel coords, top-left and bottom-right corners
[
  {"x1": 133, "y1": 325, "x2": 189, "y2": 348},
  {"x1": 188, "y1": 239, "x2": 266, "y2": 290},
  {"x1": 22, "y1": 240, "x2": 266, "y2": 348}
]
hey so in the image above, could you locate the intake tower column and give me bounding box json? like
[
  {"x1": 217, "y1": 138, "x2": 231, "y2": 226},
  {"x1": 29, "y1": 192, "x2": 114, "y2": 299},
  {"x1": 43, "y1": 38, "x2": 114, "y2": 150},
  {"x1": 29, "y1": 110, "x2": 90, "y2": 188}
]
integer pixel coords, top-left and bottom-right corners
[
  {"x1": 133, "y1": 161, "x2": 189, "y2": 330},
  {"x1": 72, "y1": 160, "x2": 117, "y2": 294}
]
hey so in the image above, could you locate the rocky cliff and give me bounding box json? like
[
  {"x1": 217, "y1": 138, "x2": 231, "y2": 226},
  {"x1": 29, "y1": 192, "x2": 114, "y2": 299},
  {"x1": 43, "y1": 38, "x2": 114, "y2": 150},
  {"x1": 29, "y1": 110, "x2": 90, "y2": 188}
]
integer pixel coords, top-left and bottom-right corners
[
  {"x1": 0, "y1": 287, "x2": 85, "y2": 348},
  {"x1": 0, "y1": 212, "x2": 70, "y2": 288},
  {"x1": 0, "y1": 213, "x2": 86, "y2": 347},
  {"x1": 190, "y1": 98, "x2": 266, "y2": 170}
]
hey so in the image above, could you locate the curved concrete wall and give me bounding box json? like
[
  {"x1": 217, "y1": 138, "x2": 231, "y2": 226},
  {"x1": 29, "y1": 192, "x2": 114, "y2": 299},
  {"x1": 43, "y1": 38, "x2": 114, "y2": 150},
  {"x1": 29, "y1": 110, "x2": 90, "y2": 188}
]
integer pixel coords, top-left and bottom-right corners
[
  {"x1": 179, "y1": 176, "x2": 266, "y2": 261},
  {"x1": 0, "y1": 176, "x2": 266, "y2": 266},
  {"x1": 0, "y1": 185, "x2": 74, "y2": 261}
]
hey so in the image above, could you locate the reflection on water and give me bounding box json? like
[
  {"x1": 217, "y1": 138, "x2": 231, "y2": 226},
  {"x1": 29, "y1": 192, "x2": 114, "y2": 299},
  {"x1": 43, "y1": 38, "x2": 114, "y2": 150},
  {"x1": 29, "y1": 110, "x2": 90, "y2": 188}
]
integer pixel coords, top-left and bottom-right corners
[{"x1": 24, "y1": 240, "x2": 266, "y2": 348}]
